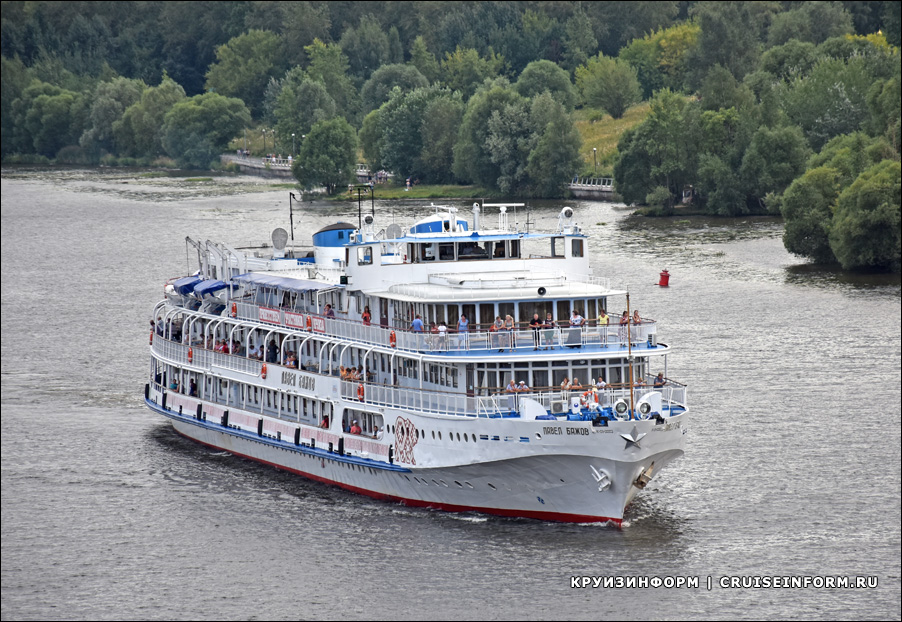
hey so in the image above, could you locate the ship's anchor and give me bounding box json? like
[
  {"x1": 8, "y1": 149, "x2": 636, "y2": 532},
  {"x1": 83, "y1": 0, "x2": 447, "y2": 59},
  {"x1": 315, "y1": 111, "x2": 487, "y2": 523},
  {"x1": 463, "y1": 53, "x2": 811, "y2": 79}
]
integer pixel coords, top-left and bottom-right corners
[
  {"x1": 590, "y1": 465, "x2": 612, "y2": 492},
  {"x1": 633, "y1": 462, "x2": 655, "y2": 489}
]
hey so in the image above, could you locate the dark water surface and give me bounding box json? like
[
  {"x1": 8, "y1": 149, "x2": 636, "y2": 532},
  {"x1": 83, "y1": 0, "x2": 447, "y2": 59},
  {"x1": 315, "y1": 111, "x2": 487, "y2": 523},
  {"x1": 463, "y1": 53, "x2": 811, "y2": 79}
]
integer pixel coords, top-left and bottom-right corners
[{"x1": 2, "y1": 168, "x2": 900, "y2": 620}]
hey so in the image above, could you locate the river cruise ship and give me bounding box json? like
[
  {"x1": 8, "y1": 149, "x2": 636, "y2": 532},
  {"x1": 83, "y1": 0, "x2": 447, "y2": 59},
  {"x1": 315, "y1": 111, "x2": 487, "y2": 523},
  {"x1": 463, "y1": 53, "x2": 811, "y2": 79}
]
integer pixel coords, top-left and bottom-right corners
[{"x1": 145, "y1": 203, "x2": 688, "y2": 524}]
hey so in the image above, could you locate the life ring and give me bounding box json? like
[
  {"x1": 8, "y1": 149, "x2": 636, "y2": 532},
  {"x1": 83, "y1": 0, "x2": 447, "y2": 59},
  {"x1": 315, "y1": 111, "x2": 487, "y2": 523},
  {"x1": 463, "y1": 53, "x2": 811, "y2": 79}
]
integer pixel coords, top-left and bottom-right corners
[
  {"x1": 149, "y1": 331, "x2": 154, "y2": 345},
  {"x1": 188, "y1": 347, "x2": 193, "y2": 362},
  {"x1": 306, "y1": 315, "x2": 312, "y2": 330},
  {"x1": 389, "y1": 331, "x2": 397, "y2": 348},
  {"x1": 230, "y1": 302, "x2": 237, "y2": 318},
  {"x1": 261, "y1": 363, "x2": 268, "y2": 379},
  {"x1": 357, "y1": 383, "x2": 365, "y2": 401}
]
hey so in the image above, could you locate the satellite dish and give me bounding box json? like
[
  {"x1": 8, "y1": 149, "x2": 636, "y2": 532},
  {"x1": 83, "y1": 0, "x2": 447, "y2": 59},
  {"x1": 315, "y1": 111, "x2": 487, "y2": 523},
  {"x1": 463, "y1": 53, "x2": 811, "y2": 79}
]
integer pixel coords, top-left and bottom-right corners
[
  {"x1": 385, "y1": 223, "x2": 403, "y2": 239},
  {"x1": 271, "y1": 228, "x2": 289, "y2": 251}
]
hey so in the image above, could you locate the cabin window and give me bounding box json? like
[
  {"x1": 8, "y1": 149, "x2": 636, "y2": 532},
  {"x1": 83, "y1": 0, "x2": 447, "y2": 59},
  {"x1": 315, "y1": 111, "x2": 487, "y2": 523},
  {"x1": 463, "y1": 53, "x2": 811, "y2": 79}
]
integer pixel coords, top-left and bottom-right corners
[
  {"x1": 571, "y1": 239, "x2": 584, "y2": 257},
  {"x1": 357, "y1": 246, "x2": 373, "y2": 265},
  {"x1": 458, "y1": 242, "x2": 487, "y2": 259},
  {"x1": 439, "y1": 243, "x2": 455, "y2": 261},
  {"x1": 492, "y1": 241, "x2": 506, "y2": 258},
  {"x1": 509, "y1": 239, "x2": 520, "y2": 258},
  {"x1": 421, "y1": 244, "x2": 435, "y2": 261},
  {"x1": 551, "y1": 237, "x2": 564, "y2": 257}
]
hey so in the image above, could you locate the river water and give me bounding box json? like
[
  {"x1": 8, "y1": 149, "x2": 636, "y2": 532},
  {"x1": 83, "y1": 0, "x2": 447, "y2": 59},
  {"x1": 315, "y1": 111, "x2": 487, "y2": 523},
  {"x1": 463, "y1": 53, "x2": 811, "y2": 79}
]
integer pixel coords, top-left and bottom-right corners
[{"x1": 2, "y1": 167, "x2": 900, "y2": 620}]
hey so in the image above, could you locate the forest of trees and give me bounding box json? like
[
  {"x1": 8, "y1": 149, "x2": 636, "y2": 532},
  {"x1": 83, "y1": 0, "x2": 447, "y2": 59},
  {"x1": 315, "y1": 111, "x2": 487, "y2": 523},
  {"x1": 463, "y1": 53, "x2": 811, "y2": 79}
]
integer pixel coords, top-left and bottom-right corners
[{"x1": 2, "y1": 1, "x2": 900, "y2": 270}]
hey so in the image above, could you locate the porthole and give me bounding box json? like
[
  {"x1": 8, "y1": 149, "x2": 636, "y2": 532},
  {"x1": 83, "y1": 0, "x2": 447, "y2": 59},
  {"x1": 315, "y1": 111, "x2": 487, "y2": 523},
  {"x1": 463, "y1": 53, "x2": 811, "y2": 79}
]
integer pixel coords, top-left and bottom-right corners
[
  {"x1": 454, "y1": 481, "x2": 463, "y2": 488},
  {"x1": 438, "y1": 431, "x2": 442, "y2": 440},
  {"x1": 535, "y1": 433, "x2": 542, "y2": 439},
  {"x1": 463, "y1": 433, "x2": 468, "y2": 442},
  {"x1": 456, "y1": 433, "x2": 461, "y2": 442},
  {"x1": 487, "y1": 483, "x2": 497, "y2": 490},
  {"x1": 431, "y1": 430, "x2": 435, "y2": 440}
]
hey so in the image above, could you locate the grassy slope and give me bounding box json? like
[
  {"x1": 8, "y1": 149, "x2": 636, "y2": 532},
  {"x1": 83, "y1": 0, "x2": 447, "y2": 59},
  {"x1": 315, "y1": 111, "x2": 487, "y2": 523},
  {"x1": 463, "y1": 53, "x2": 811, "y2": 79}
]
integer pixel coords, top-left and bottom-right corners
[{"x1": 573, "y1": 103, "x2": 651, "y2": 178}]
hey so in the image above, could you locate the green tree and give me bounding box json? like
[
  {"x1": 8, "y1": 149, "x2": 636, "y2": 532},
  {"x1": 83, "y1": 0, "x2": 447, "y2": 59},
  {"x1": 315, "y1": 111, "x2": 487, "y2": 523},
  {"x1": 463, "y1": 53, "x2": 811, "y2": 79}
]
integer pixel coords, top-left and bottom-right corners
[
  {"x1": 205, "y1": 30, "x2": 284, "y2": 117},
  {"x1": 359, "y1": 109, "x2": 384, "y2": 172},
  {"x1": 526, "y1": 93, "x2": 583, "y2": 197},
  {"x1": 440, "y1": 47, "x2": 504, "y2": 101},
  {"x1": 620, "y1": 21, "x2": 700, "y2": 98},
  {"x1": 453, "y1": 81, "x2": 522, "y2": 185},
  {"x1": 759, "y1": 40, "x2": 820, "y2": 81},
  {"x1": 161, "y1": 92, "x2": 251, "y2": 168},
  {"x1": 114, "y1": 74, "x2": 186, "y2": 157},
  {"x1": 361, "y1": 64, "x2": 428, "y2": 113},
  {"x1": 688, "y1": 2, "x2": 764, "y2": 83},
  {"x1": 304, "y1": 39, "x2": 361, "y2": 125},
  {"x1": 780, "y1": 56, "x2": 885, "y2": 150},
  {"x1": 575, "y1": 54, "x2": 642, "y2": 119},
  {"x1": 561, "y1": 11, "x2": 598, "y2": 72},
  {"x1": 80, "y1": 76, "x2": 146, "y2": 157},
  {"x1": 418, "y1": 93, "x2": 465, "y2": 183},
  {"x1": 1, "y1": 55, "x2": 33, "y2": 156},
  {"x1": 829, "y1": 159, "x2": 901, "y2": 271},
  {"x1": 340, "y1": 16, "x2": 392, "y2": 86},
  {"x1": 767, "y1": 1, "x2": 853, "y2": 47},
  {"x1": 409, "y1": 35, "x2": 439, "y2": 83},
  {"x1": 291, "y1": 117, "x2": 357, "y2": 194},
  {"x1": 11, "y1": 81, "x2": 88, "y2": 157},
  {"x1": 740, "y1": 125, "x2": 811, "y2": 211},
  {"x1": 485, "y1": 99, "x2": 533, "y2": 193},
  {"x1": 274, "y1": 76, "x2": 337, "y2": 146},
  {"x1": 613, "y1": 89, "x2": 688, "y2": 205},
  {"x1": 781, "y1": 166, "x2": 841, "y2": 264},
  {"x1": 515, "y1": 60, "x2": 576, "y2": 111}
]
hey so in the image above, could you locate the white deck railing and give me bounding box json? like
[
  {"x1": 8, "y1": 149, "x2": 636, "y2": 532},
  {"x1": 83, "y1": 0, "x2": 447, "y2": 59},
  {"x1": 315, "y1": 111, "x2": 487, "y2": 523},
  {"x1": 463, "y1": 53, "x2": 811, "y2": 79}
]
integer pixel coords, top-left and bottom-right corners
[
  {"x1": 231, "y1": 300, "x2": 656, "y2": 355},
  {"x1": 152, "y1": 336, "x2": 687, "y2": 418}
]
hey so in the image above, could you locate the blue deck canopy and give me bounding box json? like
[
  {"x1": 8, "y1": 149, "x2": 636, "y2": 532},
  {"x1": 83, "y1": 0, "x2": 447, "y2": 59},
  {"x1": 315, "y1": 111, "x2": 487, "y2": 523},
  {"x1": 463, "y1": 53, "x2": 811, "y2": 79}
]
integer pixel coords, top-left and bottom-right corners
[
  {"x1": 193, "y1": 280, "x2": 228, "y2": 297},
  {"x1": 231, "y1": 273, "x2": 342, "y2": 294},
  {"x1": 173, "y1": 275, "x2": 202, "y2": 295}
]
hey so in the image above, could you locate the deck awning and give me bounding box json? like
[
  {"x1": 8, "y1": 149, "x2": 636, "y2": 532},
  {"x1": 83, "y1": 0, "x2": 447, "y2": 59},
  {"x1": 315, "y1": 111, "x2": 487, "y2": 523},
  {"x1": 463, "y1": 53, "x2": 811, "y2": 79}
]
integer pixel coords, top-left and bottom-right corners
[
  {"x1": 193, "y1": 280, "x2": 228, "y2": 297},
  {"x1": 173, "y1": 275, "x2": 203, "y2": 295},
  {"x1": 231, "y1": 272, "x2": 342, "y2": 294}
]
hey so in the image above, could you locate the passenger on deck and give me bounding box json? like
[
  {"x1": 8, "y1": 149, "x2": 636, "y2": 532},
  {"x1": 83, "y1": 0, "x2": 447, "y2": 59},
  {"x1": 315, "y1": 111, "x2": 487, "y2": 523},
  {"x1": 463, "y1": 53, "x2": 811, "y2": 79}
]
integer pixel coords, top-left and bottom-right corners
[
  {"x1": 570, "y1": 310, "x2": 584, "y2": 327},
  {"x1": 542, "y1": 313, "x2": 555, "y2": 350},
  {"x1": 518, "y1": 380, "x2": 530, "y2": 393},
  {"x1": 492, "y1": 316, "x2": 504, "y2": 351},
  {"x1": 457, "y1": 314, "x2": 469, "y2": 333},
  {"x1": 320, "y1": 415, "x2": 330, "y2": 429},
  {"x1": 248, "y1": 344, "x2": 260, "y2": 360},
  {"x1": 169, "y1": 378, "x2": 180, "y2": 391},
  {"x1": 411, "y1": 314, "x2": 424, "y2": 332},
  {"x1": 340, "y1": 365, "x2": 348, "y2": 380},
  {"x1": 595, "y1": 377, "x2": 607, "y2": 391},
  {"x1": 571, "y1": 378, "x2": 582, "y2": 391},
  {"x1": 504, "y1": 315, "x2": 515, "y2": 352},
  {"x1": 323, "y1": 304, "x2": 335, "y2": 318},
  {"x1": 653, "y1": 372, "x2": 666, "y2": 388},
  {"x1": 437, "y1": 321, "x2": 448, "y2": 349},
  {"x1": 560, "y1": 377, "x2": 571, "y2": 393},
  {"x1": 618, "y1": 311, "x2": 629, "y2": 343},
  {"x1": 374, "y1": 426, "x2": 383, "y2": 440},
  {"x1": 506, "y1": 379, "x2": 518, "y2": 413},
  {"x1": 350, "y1": 419, "x2": 362, "y2": 435},
  {"x1": 188, "y1": 379, "x2": 198, "y2": 397},
  {"x1": 530, "y1": 313, "x2": 542, "y2": 350},
  {"x1": 266, "y1": 340, "x2": 279, "y2": 363},
  {"x1": 362, "y1": 306, "x2": 372, "y2": 326}
]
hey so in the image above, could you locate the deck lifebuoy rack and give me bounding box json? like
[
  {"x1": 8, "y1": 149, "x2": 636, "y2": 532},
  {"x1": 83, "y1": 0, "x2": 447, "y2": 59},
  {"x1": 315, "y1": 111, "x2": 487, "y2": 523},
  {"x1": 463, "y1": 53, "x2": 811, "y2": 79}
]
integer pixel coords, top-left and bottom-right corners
[
  {"x1": 357, "y1": 383, "x2": 365, "y2": 401},
  {"x1": 261, "y1": 363, "x2": 268, "y2": 379},
  {"x1": 230, "y1": 302, "x2": 237, "y2": 318},
  {"x1": 188, "y1": 347, "x2": 193, "y2": 363},
  {"x1": 389, "y1": 331, "x2": 397, "y2": 348}
]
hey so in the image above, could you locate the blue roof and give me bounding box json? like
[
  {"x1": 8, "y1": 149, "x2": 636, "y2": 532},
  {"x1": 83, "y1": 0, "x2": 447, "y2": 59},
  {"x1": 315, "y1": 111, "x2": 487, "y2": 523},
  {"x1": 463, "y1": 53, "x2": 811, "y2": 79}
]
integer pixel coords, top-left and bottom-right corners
[
  {"x1": 193, "y1": 280, "x2": 228, "y2": 297},
  {"x1": 232, "y1": 273, "x2": 342, "y2": 294},
  {"x1": 173, "y1": 275, "x2": 202, "y2": 295}
]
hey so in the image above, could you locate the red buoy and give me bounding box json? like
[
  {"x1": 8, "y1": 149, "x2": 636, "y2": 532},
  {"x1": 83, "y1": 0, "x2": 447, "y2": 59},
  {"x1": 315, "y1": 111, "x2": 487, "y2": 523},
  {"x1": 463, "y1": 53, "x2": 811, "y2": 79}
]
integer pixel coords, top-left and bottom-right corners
[{"x1": 658, "y1": 269, "x2": 670, "y2": 287}]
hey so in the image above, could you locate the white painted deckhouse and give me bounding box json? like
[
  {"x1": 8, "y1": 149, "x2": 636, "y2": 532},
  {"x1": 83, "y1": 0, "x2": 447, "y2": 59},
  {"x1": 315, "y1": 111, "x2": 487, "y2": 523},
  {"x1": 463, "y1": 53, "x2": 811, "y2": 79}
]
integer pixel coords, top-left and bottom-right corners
[{"x1": 145, "y1": 203, "x2": 688, "y2": 524}]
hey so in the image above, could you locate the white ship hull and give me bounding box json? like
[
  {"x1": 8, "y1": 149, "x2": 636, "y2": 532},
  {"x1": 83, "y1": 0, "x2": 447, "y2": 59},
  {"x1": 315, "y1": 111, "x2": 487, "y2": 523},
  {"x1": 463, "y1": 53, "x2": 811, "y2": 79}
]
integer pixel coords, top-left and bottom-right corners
[{"x1": 147, "y1": 387, "x2": 685, "y2": 524}]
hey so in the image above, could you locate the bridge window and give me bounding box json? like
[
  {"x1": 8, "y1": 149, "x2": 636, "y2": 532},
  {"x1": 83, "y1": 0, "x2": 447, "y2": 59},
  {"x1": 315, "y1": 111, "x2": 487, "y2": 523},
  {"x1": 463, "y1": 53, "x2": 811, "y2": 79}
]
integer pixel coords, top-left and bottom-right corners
[
  {"x1": 551, "y1": 237, "x2": 564, "y2": 257},
  {"x1": 572, "y1": 239, "x2": 584, "y2": 257},
  {"x1": 509, "y1": 239, "x2": 520, "y2": 258},
  {"x1": 439, "y1": 243, "x2": 455, "y2": 261},
  {"x1": 357, "y1": 246, "x2": 373, "y2": 265}
]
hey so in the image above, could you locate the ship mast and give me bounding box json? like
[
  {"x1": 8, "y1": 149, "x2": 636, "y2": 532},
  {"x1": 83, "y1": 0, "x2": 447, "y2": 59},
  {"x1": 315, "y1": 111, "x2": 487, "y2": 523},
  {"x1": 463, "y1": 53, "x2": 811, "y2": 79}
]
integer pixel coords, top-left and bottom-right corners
[{"x1": 627, "y1": 292, "x2": 635, "y2": 419}]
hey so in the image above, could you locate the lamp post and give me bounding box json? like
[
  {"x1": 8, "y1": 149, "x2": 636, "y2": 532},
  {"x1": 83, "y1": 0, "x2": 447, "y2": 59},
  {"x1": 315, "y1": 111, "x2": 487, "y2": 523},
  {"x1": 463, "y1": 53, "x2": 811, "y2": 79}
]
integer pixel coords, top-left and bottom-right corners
[
  {"x1": 262, "y1": 129, "x2": 266, "y2": 155},
  {"x1": 593, "y1": 147, "x2": 597, "y2": 173},
  {"x1": 289, "y1": 192, "x2": 298, "y2": 241},
  {"x1": 292, "y1": 133, "x2": 296, "y2": 155}
]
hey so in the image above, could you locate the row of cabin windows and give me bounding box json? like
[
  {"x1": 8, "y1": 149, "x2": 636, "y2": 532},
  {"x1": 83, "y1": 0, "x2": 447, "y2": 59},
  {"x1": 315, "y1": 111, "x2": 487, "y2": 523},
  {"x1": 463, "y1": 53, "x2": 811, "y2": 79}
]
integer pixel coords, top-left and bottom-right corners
[
  {"x1": 474, "y1": 359, "x2": 640, "y2": 393},
  {"x1": 356, "y1": 238, "x2": 585, "y2": 266},
  {"x1": 393, "y1": 298, "x2": 609, "y2": 329}
]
